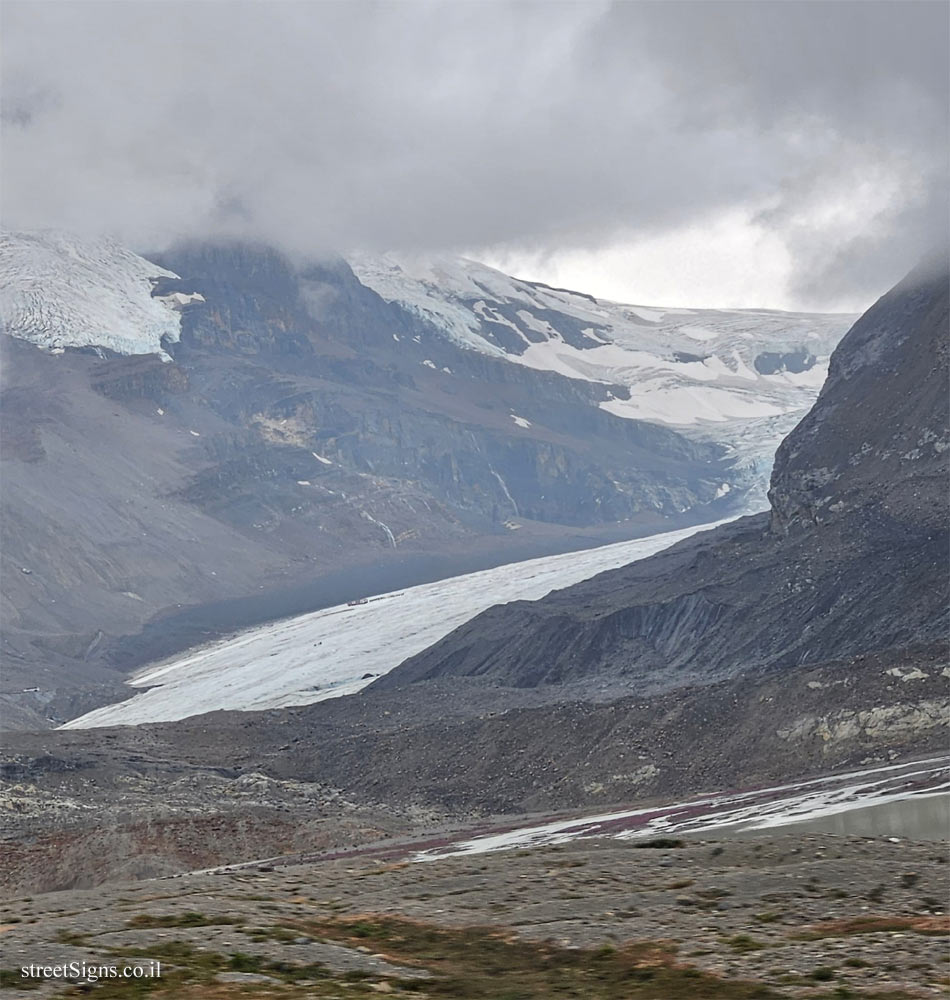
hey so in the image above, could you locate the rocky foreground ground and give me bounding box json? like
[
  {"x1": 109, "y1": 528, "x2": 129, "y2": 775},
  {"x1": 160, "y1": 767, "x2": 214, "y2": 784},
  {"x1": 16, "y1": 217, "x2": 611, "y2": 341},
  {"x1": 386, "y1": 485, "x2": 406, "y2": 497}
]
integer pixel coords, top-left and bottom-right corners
[{"x1": 1, "y1": 832, "x2": 947, "y2": 999}]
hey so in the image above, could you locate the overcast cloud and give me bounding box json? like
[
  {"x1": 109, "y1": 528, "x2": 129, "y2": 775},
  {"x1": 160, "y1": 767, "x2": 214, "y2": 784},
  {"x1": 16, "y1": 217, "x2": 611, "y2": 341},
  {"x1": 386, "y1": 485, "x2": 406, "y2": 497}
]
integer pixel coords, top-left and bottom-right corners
[{"x1": 1, "y1": 0, "x2": 946, "y2": 310}]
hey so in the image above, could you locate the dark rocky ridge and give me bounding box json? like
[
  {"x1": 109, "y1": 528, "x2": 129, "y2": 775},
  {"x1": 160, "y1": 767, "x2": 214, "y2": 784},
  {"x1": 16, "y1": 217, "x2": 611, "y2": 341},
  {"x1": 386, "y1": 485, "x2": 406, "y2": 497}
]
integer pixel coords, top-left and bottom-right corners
[
  {"x1": 158, "y1": 242, "x2": 722, "y2": 529},
  {"x1": 769, "y1": 252, "x2": 949, "y2": 537},
  {"x1": 372, "y1": 252, "x2": 949, "y2": 697}
]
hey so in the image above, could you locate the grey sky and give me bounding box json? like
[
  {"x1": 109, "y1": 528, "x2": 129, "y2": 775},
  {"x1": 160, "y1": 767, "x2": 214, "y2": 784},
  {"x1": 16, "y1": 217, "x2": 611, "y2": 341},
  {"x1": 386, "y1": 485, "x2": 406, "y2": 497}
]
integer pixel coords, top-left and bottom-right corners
[{"x1": 1, "y1": 1, "x2": 946, "y2": 310}]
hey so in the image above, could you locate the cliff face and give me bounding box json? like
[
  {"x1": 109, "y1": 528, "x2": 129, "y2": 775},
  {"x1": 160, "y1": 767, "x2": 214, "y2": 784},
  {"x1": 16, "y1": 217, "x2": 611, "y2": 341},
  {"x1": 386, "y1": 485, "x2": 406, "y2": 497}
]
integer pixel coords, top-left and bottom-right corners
[
  {"x1": 769, "y1": 251, "x2": 949, "y2": 538},
  {"x1": 150, "y1": 242, "x2": 729, "y2": 529},
  {"x1": 373, "y1": 254, "x2": 950, "y2": 698}
]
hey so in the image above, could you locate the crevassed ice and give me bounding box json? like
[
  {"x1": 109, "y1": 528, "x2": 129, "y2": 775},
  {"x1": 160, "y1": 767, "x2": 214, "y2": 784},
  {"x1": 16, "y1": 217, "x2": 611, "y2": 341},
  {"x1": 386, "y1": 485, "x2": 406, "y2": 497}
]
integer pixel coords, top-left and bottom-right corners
[{"x1": 0, "y1": 230, "x2": 191, "y2": 359}]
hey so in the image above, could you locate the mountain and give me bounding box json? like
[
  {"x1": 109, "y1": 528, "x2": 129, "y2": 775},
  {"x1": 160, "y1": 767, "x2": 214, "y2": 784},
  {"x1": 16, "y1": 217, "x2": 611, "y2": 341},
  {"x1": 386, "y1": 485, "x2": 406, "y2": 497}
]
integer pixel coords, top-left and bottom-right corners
[
  {"x1": 0, "y1": 253, "x2": 945, "y2": 892},
  {"x1": 372, "y1": 251, "x2": 949, "y2": 697},
  {"x1": 350, "y1": 252, "x2": 847, "y2": 500},
  {"x1": 160, "y1": 248, "x2": 944, "y2": 819},
  {"x1": 0, "y1": 231, "x2": 849, "y2": 729}
]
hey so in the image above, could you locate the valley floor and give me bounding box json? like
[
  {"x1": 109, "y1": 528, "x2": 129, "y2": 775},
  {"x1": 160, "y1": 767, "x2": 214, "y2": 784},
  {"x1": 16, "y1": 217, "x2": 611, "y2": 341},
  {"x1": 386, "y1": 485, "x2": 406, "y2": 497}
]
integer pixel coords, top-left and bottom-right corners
[{"x1": 1, "y1": 832, "x2": 947, "y2": 999}]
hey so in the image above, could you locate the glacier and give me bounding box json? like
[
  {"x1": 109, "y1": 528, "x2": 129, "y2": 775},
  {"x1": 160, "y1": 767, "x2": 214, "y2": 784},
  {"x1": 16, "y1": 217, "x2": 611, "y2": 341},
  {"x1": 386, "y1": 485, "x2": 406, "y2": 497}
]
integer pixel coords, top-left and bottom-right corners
[
  {"x1": 0, "y1": 230, "x2": 201, "y2": 359},
  {"x1": 63, "y1": 516, "x2": 735, "y2": 730}
]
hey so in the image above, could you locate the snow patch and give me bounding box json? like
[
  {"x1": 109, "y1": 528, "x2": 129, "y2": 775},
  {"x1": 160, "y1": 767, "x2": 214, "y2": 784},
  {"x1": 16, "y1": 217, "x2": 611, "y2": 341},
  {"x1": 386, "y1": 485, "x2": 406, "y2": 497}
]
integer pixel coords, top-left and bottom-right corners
[
  {"x1": 159, "y1": 290, "x2": 205, "y2": 310},
  {"x1": 626, "y1": 306, "x2": 665, "y2": 323},
  {"x1": 600, "y1": 386, "x2": 784, "y2": 426},
  {"x1": 515, "y1": 309, "x2": 557, "y2": 336},
  {"x1": 413, "y1": 757, "x2": 950, "y2": 860}
]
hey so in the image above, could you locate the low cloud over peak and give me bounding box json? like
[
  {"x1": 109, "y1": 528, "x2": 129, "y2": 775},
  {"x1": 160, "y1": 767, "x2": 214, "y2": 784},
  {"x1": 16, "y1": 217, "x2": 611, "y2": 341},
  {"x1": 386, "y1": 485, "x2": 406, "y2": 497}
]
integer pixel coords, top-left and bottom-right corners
[{"x1": 2, "y1": 1, "x2": 946, "y2": 310}]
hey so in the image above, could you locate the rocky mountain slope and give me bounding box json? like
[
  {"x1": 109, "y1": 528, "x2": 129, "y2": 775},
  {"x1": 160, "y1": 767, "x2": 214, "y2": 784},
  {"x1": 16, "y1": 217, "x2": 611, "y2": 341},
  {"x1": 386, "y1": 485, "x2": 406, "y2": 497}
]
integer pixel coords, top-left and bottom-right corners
[
  {"x1": 351, "y1": 252, "x2": 847, "y2": 500},
  {"x1": 0, "y1": 231, "x2": 849, "y2": 729},
  {"x1": 351, "y1": 253, "x2": 838, "y2": 416}
]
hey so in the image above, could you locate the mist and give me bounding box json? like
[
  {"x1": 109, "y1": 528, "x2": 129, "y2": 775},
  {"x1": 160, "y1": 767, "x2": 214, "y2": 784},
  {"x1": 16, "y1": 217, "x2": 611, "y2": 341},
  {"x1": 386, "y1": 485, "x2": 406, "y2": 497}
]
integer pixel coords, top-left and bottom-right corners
[{"x1": 1, "y1": 0, "x2": 946, "y2": 310}]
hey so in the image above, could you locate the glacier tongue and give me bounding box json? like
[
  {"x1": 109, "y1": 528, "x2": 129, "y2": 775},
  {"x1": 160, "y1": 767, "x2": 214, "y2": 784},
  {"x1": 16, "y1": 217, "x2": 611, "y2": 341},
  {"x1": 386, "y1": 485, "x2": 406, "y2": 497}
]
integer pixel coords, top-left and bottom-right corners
[
  {"x1": 62, "y1": 517, "x2": 736, "y2": 730},
  {"x1": 0, "y1": 230, "x2": 192, "y2": 359}
]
